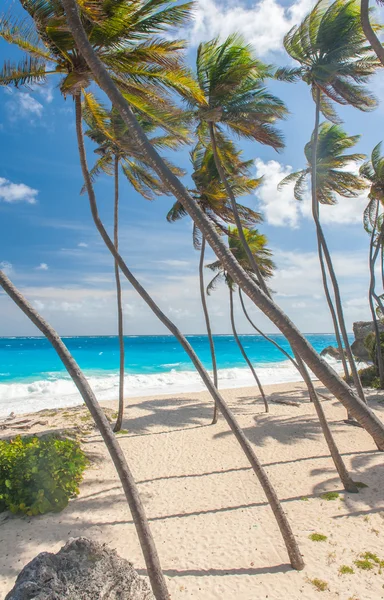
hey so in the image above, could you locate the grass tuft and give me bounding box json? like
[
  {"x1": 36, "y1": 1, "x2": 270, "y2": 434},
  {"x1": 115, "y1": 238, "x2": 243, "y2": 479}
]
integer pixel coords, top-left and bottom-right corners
[
  {"x1": 115, "y1": 429, "x2": 129, "y2": 435},
  {"x1": 308, "y1": 578, "x2": 328, "y2": 592},
  {"x1": 354, "y1": 559, "x2": 374, "y2": 570},
  {"x1": 321, "y1": 491, "x2": 339, "y2": 501},
  {"x1": 309, "y1": 533, "x2": 327, "y2": 542},
  {"x1": 354, "y1": 481, "x2": 368, "y2": 489},
  {"x1": 339, "y1": 565, "x2": 354, "y2": 575}
]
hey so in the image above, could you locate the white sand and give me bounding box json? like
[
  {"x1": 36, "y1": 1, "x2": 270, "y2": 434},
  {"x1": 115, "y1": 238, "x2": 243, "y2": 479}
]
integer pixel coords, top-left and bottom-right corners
[{"x1": 1, "y1": 380, "x2": 384, "y2": 599}]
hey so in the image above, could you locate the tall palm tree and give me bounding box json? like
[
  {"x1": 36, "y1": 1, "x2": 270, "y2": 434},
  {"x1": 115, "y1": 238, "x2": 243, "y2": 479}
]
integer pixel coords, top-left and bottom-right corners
[
  {"x1": 207, "y1": 227, "x2": 275, "y2": 412},
  {"x1": 279, "y1": 122, "x2": 367, "y2": 397},
  {"x1": 83, "y1": 93, "x2": 185, "y2": 432},
  {"x1": 191, "y1": 34, "x2": 287, "y2": 296},
  {"x1": 361, "y1": 143, "x2": 384, "y2": 386},
  {"x1": 0, "y1": 270, "x2": 170, "y2": 600},
  {"x1": 61, "y1": 0, "x2": 384, "y2": 449},
  {"x1": 208, "y1": 226, "x2": 359, "y2": 491},
  {"x1": 167, "y1": 138, "x2": 262, "y2": 423},
  {"x1": 278, "y1": 0, "x2": 379, "y2": 405}
]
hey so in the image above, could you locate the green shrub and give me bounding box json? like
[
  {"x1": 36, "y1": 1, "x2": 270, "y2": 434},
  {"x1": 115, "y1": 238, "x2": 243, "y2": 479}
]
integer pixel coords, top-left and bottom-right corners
[
  {"x1": 358, "y1": 365, "x2": 380, "y2": 389},
  {"x1": 0, "y1": 435, "x2": 87, "y2": 516}
]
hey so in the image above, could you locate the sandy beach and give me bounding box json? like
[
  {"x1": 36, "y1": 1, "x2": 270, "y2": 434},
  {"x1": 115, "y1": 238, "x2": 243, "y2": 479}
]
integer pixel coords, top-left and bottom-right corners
[{"x1": 1, "y1": 380, "x2": 384, "y2": 599}]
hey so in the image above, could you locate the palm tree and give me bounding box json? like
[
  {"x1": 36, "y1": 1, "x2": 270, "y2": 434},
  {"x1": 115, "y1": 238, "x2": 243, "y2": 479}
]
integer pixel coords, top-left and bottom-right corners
[
  {"x1": 207, "y1": 227, "x2": 275, "y2": 412},
  {"x1": 0, "y1": 270, "x2": 170, "y2": 600},
  {"x1": 208, "y1": 228, "x2": 359, "y2": 492},
  {"x1": 279, "y1": 122, "x2": 367, "y2": 401},
  {"x1": 278, "y1": 0, "x2": 379, "y2": 405},
  {"x1": 61, "y1": 0, "x2": 384, "y2": 449},
  {"x1": 361, "y1": 143, "x2": 384, "y2": 386},
  {"x1": 83, "y1": 93, "x2": 185, "y2": 432},
  {"x1": 191, "y1": 35, "x2": 287, "y2": 296},
  {"x1": 167, "y1": 138, "x2": 263, "y2": 423}
]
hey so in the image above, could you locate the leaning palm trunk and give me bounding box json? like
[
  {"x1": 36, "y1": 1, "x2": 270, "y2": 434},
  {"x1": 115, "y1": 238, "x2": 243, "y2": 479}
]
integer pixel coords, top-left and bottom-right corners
[
  {"x1": 318, "y1": 241, "x2": 355, "y2": 422},
  {"x1": 199, "y1": 236, "x2": 219, "y2": 424},
  {"x1": 238, "y1": 259, "x2": 358, "y2": 490},
  {"x1": 0, "y1": 270, "x2": 170, "y2": 600},
  {"x1": 113, "y1": 155, "x2": 126, "y2": 432},
  {"x1": 229, "y1": 284, "x2": 269, "y2": 412},
  {"x1": 73, "y1": 91, "x2": 305, "y2": 571},
  {"x1": 368, "y1": 209, "x2": 384, "y2": 387},
  {"x1": 312, "y1": 88, "x2": 366, "y2": 405},
  {"x1": 63, "y1": 0, "x2": 384, "y2": 450},
  {"x1": 361, "y1": 0, "x2": 384, "y2": 65},
  {"x1": 209, "y1": 123, "x2": 270, "y2": 297},
  {"x1": 318, "y1": 244, "x2": 350, "y2": 383}
]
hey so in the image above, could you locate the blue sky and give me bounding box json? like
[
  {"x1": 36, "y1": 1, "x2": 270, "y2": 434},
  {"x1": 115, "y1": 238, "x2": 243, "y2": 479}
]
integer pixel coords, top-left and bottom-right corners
[{"x1": 1, "y1": 0, "x2": 383, "y2": 336}]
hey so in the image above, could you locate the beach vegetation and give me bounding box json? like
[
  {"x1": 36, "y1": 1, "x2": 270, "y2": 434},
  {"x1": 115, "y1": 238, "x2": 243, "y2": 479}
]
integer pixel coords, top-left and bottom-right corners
[
  {"x1": 339, "y1": 565, "x2": 354, "y2": 574},
  {"x1": 0, "y1": 435, "x2": 87, "y2": 516},
  {"x1": 321, "y1": 491, "x2": 340, "y2": 501},
  {"x1": 308, "y1": 577, "x2": 329, "y2": 591},
  {"x1": 309, "y1": 533, "x2": 328, "y2": 542}
]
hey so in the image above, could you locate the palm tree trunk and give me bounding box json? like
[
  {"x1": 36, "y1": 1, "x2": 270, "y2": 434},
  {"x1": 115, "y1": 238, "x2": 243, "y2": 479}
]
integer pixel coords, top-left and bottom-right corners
[
  {"x1": 63, "y1": 0, "x2": 384, "y2": 450},
  {"x1": 312, "y1": 88, "x2": 366, "y2": 406},
  {"x1": 318, "y1": 241, "x2": 354, "y2": 422},
  {"x1": 381, "y1": 243, "x2": 384, "y2": 291},
  {"x1": 318, "y1": 243, "x2": 350, "y2": 383},
  {"x1": 113, "y1": 154, "x2": 125, "y2": 433},
  {"x1": 238, "y1": 286, "x2": 357, "y2": 489},
  {"x1": 361, "y1": 0, "x2": 384, "y2": 65},
  {"x1": 73, "y1": 92, "x2": 304, "y2": 571},
  {"x1": 199, "y1": 236, "x2": 219, "y2": 424},
  {"x1": 369, "y1": 211, "x2": 384, "y2": 388},
  {"x1": 208, "y1": 123, "x2": 270, "y2": 297},
  {"x1": 0, "y1": 270, "x2": 170, "y2": 600},
  {"x1": 229, "y1": 284, "x2": 269, "y2": 412}
]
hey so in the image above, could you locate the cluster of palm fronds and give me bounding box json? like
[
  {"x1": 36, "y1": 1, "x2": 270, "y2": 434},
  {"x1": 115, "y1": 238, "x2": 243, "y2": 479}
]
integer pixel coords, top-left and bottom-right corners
[{"x1": 2, "y1": 0, "x2": 384, "y2": 596}]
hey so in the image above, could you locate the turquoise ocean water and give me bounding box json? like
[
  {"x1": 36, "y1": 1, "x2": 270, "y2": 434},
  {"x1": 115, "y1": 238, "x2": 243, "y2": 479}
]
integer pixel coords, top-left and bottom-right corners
[{"x1": 0, "y1": 334, "x2": 348, "y2": 416}]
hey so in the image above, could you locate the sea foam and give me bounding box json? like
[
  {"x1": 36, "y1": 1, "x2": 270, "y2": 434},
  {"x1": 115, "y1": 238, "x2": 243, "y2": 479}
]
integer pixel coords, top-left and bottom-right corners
[{"x1": 0, "y1": 358, "x2": 343, "y2": 417}]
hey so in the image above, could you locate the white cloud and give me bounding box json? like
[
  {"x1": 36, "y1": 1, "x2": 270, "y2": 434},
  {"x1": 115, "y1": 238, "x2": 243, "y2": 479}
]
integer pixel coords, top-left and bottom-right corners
[
  {"x1": 78, "y1": 242, "x2": 88, "y2": 248},
  {"x1": 255, "y1": 159, "x2": 368, "y2": 228},
  {"x1": 0, "y1": 261, "x2": 13, "y2": 275},
  {"x1": 0, "y1": 178, "x2": 38, "y2": 204},
  {"x1": 36, "y1": 263, "x2": 49, "y2": 271},
  {"x1": 5, "y1": 90, "x2": 44, "y2": 122},
  {"x1": 188, "y1": 0, "x2": 313, "y2": 57},
  {"x1": 255, "y1": 159, "x2": 300, "y2": 227}
]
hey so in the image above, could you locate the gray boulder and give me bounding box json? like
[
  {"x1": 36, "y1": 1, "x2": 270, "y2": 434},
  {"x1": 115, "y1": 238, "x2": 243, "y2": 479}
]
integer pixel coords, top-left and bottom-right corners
[
  {"x1": 351, "y1": 321, "x2": 384, "y2": 361},
  {"x1": 5, "y1": 537, "x2": 154, "y2": 600},
  {"x1": 320, "y1": 345, "x2": 346, "y2": 360}
]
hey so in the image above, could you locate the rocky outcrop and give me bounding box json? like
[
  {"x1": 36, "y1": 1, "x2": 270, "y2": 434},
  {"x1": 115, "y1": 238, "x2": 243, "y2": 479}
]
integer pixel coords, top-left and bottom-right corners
[
  {"x1": 5, "y1": 538, "x2": 154, "y2": 600},
  {"x1": 320, "y1": 346, "x2": 346, "y2": 360},
  {"x1": 351, "y1": 321, "x2": 384, "y2": 361}
]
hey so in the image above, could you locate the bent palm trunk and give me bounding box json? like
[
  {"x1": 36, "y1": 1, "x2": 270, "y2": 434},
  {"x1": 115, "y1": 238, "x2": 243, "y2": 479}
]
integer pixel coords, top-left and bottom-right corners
[
  {"x1": 312, "y1": 88, "x2": 366, "y2": 406},
  {"x1": 63, "y1": 0, "x2": 384, "y2": 450},
  {"x1": 369, "y1": 218, "x2": 384, "y2": 388},
  {"x1": 0, "y1": 270, "x2": 170, "y2": 600},
  {"x1": 209, "y1": 123, "x2": 270, "y2": 297},
  {"x1": 73, "y1": 91, "x2": 304, "y2": 571},
  {"x1": 113, "y1": 154, "x2": 126, "y2": 432},
  {"x1": 199, "y1": 236, "x2": 219, "y2": 424},
  {"x1": 361, "y1": 0, "x2": 384, "y2": 65},
  {"x1": 229, "y1": 285, "x2": 269, "y2": 412}
]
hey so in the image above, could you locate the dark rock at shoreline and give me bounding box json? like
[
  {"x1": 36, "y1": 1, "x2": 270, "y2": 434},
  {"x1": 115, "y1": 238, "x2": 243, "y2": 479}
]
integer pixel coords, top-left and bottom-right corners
[
  {"x1": 320, "y1": 345, "x2": 346, "y2": 360},
  {"x1": 352, "y1": 321, "x2": 384, "y2": 361},
  {"x1": 5, "y1": 537, "x2": 154, "y2": 600}
]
